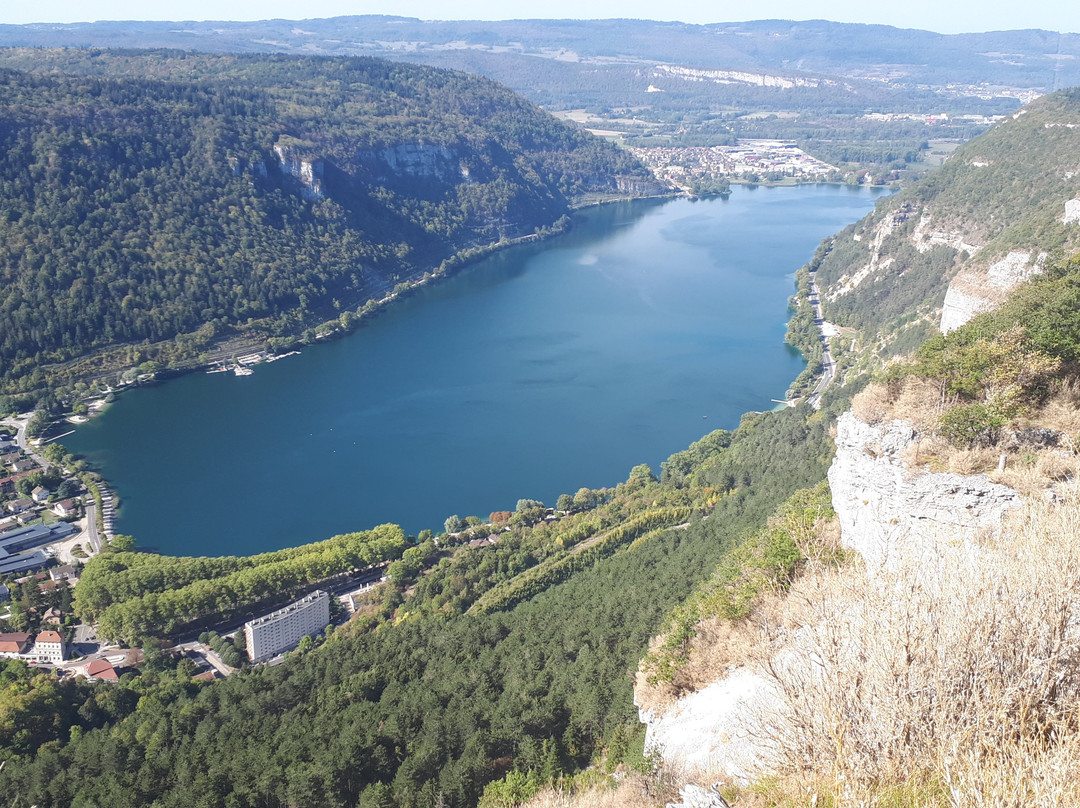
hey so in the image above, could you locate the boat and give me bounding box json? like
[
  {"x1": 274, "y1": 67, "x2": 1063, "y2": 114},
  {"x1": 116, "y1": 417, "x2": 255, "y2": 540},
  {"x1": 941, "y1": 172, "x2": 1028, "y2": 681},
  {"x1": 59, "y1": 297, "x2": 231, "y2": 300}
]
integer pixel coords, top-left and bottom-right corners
[{"x1": 233, "y1": 365, "x2": 254, "y2": 376}]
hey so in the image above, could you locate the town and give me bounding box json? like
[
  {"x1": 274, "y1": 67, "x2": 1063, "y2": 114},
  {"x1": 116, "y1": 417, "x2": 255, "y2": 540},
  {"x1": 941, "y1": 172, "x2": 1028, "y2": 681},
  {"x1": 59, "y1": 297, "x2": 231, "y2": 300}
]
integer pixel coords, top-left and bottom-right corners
[{"x1": 630, "y1": 139, "x2": 839, "y2": 191}]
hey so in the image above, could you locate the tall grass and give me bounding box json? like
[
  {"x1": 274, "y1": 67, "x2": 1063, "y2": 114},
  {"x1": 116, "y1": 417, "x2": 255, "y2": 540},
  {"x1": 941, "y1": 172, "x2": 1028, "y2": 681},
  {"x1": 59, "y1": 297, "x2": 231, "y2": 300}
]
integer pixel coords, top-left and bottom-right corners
[{"x1": 749, "y1": 485, "x2": 1080, "y2": 806}]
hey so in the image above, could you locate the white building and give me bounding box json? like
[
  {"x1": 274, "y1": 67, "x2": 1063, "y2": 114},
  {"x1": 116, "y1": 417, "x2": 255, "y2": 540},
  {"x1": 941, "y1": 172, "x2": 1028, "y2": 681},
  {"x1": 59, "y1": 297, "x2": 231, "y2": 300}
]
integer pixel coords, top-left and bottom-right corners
[
  {"x1": 244, "y1": 590, "x2": 330, "y2": 663},
  {"x1": 32, "y1": 630, "x2": 66, "y2": 664}
]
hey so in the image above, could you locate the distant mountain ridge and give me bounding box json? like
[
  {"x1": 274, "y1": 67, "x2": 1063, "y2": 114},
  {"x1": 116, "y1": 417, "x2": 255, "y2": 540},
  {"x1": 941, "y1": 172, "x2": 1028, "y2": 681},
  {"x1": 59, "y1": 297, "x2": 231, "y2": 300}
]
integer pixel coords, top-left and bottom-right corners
[{"x1": 2, "y1": 17, "x2": 1074, "y2": 114}]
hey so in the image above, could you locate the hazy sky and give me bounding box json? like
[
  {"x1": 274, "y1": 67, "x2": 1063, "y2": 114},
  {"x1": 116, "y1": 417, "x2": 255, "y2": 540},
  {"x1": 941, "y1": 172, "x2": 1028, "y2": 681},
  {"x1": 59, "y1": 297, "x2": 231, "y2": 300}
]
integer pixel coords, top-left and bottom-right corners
[{"x1": 3, "y1": 0, "x2": 1078, "y2": 35}]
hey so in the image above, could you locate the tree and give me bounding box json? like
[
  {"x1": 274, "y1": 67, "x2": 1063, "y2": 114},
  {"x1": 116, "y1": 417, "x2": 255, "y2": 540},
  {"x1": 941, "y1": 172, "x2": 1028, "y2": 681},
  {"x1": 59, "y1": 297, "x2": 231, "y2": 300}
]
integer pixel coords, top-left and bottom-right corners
[
  {"x1": 556, "y1": 494, "x2": 574, "y2": 512},
  {"x1": 444, "y1": 515, "x2": 465, "y2": 534},
  {"x1": 110, "y1": 535, "x2": 137, "y2": 552}
]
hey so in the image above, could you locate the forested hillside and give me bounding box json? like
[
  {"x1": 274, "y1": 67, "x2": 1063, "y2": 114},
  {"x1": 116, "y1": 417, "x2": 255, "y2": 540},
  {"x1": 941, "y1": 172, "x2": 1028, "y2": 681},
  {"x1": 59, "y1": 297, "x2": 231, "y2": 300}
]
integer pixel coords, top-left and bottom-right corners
[
  {"x1": 0, "y1": 401, "x2": 845, "y2": 807},
  {"x1": 809, "y1": 88, "x2": 1080, "y2": 356},
  {"x1": 0, "y1": 50, "x2": 655, "y2": 392}
]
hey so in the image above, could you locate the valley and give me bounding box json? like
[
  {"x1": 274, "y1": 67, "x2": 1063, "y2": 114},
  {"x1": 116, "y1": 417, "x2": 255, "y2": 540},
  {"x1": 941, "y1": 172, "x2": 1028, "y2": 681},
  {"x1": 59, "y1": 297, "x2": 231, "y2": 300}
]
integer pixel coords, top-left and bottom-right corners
[{"x1": 0, "y1": 14, "x2": 1079, "y2": 808}]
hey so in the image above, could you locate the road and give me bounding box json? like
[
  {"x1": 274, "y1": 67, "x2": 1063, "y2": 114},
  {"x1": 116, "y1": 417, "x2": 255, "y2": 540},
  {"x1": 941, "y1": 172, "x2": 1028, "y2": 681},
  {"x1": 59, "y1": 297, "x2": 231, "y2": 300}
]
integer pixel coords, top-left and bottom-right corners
[
  {"x1": 805, "y1": 273, "x2": 837, "y2": 410},
  {"x1": 1, "y1": 413, "x2": 49, "y2": 469}
]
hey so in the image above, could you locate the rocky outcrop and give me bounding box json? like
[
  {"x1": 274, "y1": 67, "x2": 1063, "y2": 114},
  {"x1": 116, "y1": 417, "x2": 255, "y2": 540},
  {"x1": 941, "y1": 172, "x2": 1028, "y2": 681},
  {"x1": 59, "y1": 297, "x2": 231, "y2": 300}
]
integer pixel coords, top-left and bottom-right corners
[
  {"x1": 827, "y1": 412, "x2": 1020, "y2": 566},
  {"x1": 1065, "y1": 198, "x2": 1080, "y2": 225},
  {"x1": 940, "y1": 250, "x2": 1045, "y2": 332},
  {"x1": 665, "y1": 783, "x2": 732, "y2": 808},
  {"x1": 639, "y1": 410, "x2": 1024, "y2": 788},
  {"x1": 358, "y1": 143, "x2": 465, "y2": 183},
  {"x1": 616, "y1": 175, "x2": 668, "y2": 196},
  {"x1": 273, "y1": 144, "x2": 325, "y2": 200},
  {"x1": 638, "y1": 670, "x2": 782, "y2": 783}
]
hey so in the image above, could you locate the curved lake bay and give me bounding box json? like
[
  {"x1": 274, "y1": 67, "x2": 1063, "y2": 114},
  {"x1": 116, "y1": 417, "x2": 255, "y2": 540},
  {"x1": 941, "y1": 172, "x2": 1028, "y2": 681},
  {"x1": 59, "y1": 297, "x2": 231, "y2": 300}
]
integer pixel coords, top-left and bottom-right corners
[{"x1": 67, "y1": 185, "x2": 885, "y2": 556}]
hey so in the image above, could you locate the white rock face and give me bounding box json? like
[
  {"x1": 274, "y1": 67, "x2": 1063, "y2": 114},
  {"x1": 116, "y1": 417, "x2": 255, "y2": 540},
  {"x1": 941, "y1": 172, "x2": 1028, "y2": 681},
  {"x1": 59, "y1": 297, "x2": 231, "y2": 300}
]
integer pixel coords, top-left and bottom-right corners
[
  {"x1": 1065, "y1": 198, "x2": 1080, "y2": 225},
  {"x1": 361, "y1": 143, "x2": 463, "y2": 182},
  {"x1": 273, "y1": 145, "x2": 325, "y2": 200},
  {"x1": 940, "y1": 250, "x2": 1044, "y2": 333},
  {"x1": 665, "y1": 784, "x2": 731, "y2": 808},
  {"x1": 827, "y1": 412, "x2": 1020, "y2": 566},
  {"x1": 639, "y1": 669, "x2": 782, "y2": 783}
]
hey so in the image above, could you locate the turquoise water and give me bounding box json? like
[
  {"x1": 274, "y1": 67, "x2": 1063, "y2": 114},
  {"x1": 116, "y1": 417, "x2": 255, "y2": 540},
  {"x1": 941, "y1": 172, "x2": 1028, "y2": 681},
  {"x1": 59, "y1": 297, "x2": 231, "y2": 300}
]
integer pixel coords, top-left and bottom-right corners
[{"x1": 67, "y1": 185, "x2": 885, "y2": 556}]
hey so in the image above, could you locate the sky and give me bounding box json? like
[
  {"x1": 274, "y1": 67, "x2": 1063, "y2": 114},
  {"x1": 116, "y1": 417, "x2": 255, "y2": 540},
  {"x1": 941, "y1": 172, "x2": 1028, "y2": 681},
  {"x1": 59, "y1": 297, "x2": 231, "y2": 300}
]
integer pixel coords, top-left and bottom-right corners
[{"x1": 2, "y1": 0, "x2": 1078, "y2": 35}]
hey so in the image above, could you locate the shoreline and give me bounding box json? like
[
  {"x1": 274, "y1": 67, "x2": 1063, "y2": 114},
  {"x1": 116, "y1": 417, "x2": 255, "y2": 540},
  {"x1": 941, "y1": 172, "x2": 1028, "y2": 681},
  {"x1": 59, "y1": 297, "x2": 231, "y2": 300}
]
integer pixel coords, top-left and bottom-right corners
[{"x1": 51, "y1": 185, "x2": 873, "y2": 559}]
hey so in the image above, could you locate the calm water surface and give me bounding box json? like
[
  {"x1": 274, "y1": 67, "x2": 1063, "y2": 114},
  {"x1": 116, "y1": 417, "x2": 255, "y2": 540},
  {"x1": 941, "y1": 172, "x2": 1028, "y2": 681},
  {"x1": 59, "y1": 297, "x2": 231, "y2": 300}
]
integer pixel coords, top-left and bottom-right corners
[{"x1": 67, "y1": 185, "x2": 885, "y2": 556}]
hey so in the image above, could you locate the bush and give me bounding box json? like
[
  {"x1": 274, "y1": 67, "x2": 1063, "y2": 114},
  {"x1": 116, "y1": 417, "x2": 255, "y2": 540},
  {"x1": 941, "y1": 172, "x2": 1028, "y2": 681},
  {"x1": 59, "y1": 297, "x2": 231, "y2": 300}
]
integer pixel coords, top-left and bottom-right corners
[{"x1": 938, "y1": 403, "x2": 1007, "y2": 447}]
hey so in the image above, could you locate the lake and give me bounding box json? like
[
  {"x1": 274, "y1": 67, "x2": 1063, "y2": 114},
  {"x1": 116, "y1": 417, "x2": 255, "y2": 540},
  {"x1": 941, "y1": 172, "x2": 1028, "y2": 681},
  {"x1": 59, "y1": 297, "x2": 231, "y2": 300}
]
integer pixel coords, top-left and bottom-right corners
[{"x1": 66, "y1": 185, "x2": 886, "y2": 556}]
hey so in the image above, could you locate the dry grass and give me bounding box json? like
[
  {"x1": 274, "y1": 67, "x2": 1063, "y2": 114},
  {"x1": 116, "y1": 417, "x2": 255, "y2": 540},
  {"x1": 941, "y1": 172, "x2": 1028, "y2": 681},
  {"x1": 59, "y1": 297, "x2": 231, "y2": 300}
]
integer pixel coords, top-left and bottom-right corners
[
  {"x1": 522, "y1": 766, "x2": 685, "y2": 808},
  {"x1": 635, "y1": 616, "x2": 764, "y2": 715},
  {"x1": 851, "y1": 377, "x2": 942, "y2": 431},
  {"x1": 746, "y1": 486, "x2": 1080, "y2": 806},
  {"x1": 635, "y1": 514, "x2": 843, "y2": 716},
  {"x1": 988, "y1": 449, "x2": 1080, "y2": 495}
]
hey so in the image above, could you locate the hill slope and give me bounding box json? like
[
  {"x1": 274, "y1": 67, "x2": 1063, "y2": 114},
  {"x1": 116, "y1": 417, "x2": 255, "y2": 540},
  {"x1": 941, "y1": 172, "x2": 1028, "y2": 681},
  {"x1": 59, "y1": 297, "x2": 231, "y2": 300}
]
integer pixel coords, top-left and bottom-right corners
[
  {"x1": 0, "y1": 50, "x2": 657, "y2": 391},
  {"x1": 812, "y1": 87, "x2": 1080, "y2": 356}
]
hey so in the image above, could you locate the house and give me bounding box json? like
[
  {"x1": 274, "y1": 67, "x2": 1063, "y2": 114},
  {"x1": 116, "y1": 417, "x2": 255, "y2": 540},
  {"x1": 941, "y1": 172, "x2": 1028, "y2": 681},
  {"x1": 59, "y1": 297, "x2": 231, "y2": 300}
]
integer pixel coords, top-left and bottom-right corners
[
  {"x1": 32, "y1": 630, "x2": 66, "y2": 664},
  {"x1": 10, "y1": 459, "x2": 35, "y2": 474},
  {"x1": 0, "y1": 453, "x2": 20, "y2": 467},
  {"x1": 0, "y1": 632, "x2": 32, "y2": 659},
  {"x1": 192, "y1": 670, "x2": 219, "y2": 682},
  {"x1": 0, "y1": 472, "x2": 32, "y2": 496},
  {"x1": 83, "y1": 659, "x2": 118, "y2": 681},
  {"x1": 52, "y1": 499, "x2": 79, "y2": 518},
  {"x1": 42, "y1": 607, "x2": 62, "y2": 625},
  {"x1": 15, "y1": 510, "x2": 39, "y2": 526},
  {"x1": 30, "y1": 486, "x2": 50, "y2": 504},
  {"x1": 49, "y1": 564, "x2": 78, "y2": 584},
  {"x1": 5, "y1": 499, "x2": 33, "y2": 514}
]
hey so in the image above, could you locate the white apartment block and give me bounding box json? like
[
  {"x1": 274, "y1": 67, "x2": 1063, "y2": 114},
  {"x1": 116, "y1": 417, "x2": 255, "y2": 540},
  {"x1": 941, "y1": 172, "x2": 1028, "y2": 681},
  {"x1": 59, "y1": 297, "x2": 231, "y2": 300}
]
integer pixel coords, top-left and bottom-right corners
[{"x1": 244, "y1": 590, "x2": 330, "y2": 662}]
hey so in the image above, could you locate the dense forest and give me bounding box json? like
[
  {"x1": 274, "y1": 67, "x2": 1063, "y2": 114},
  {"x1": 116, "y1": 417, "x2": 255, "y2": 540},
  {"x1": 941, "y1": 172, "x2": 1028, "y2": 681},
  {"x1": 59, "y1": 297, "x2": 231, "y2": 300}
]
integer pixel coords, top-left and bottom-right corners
[
  {"x1": 0, "y1": 50, "x2": 656, "y2": 392},
  {"x1": 0, "y1": 397, "x2": 850, "y2": 807}
]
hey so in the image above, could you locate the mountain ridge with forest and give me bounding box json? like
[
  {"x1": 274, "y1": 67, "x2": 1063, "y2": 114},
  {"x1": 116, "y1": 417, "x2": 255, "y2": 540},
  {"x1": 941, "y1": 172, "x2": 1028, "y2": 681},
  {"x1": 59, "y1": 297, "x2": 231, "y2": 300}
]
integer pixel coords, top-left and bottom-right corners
[{"x1": 0, "y1": 49, "x2": 658, "y2": 396}]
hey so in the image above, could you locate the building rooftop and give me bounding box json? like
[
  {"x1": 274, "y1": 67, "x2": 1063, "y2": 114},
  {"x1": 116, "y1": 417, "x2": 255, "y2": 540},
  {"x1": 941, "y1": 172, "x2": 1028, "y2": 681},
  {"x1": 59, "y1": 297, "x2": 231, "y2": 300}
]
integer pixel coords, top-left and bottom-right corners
[{"x1": 245, "y1": 590, "x2": 328, "y2": 629}]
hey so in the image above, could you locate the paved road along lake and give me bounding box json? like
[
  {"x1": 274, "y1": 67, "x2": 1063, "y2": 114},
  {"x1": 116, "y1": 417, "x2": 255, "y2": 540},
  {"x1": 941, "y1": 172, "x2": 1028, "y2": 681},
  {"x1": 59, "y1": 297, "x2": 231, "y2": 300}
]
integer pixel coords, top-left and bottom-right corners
[{"x1": 67, "y1": 185, "x2": 886, "y2": 556}]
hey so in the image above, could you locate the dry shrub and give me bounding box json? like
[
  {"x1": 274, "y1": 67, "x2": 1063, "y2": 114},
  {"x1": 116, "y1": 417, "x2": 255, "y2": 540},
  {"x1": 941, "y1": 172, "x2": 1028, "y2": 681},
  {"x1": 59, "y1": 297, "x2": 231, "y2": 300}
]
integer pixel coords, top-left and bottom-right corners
[
  {"x1": 888, "y1": 377, "x2": 943, "y2": 432},
  {"x1": 851, "y1": 383, "x2": 893, "y2": 425},
  {"x1": 852, "y1": 378, "x2": 941, "y2": 434},
  {"x1": 944, "y1": 446, "x2": 1000, "y2": 476},
  {"x1": 752, "y1": 486, "x2": 1080, "y2": 805},
  {"x1": 899, "y1": 433, "x2": 953, "y2": 472},
  {"x1": 522, "y1": 766, "x2": 685, "y2": 808},
  {"x1": 989, "y1": 449, "x2": 1079, "y2": 496}
]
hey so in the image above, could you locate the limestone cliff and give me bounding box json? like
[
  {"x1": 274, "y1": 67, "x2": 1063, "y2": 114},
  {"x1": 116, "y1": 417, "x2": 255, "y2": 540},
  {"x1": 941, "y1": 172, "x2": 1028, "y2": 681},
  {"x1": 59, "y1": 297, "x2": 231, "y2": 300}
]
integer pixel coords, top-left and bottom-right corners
[
  {"x1": 637, "y1": 410, "x2": 1023, "y2": 784},
  {"x1": 827, "y1": 412, "x2": 1021, "y2": 565},
  {"x1": 273, "y1": 144, "x2": 325, "y2": 201}
]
